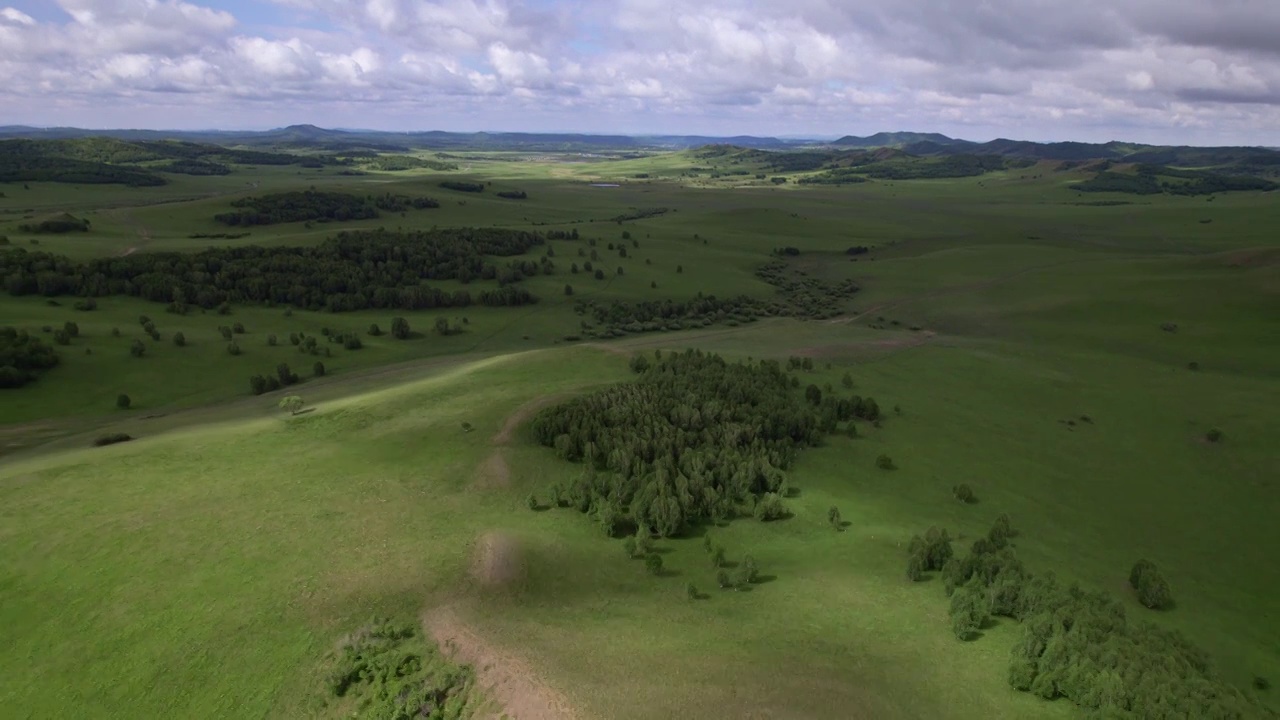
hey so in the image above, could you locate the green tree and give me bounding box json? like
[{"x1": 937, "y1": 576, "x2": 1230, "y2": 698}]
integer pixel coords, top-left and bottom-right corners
[
  {"x1": 953, "y1": 484, "x2": 976, "y2": 503},
  {"x1": 278, "y1": 395, "x2": 304, "y2": 415},
  {"x1": 313, "y1": 361, "x2": 326, "y2": 377},
  {"x1": 645, "y1": 553, "x2": 663, "y2": 575},
  {"x1": 623, "y1": 537, "x2": 637, "y2": 558},
  {"x1": 876, "y1": 454, "x2": 895, "y2": 470},
  {"x1": 828, "y1": 506, "x2": 842, "y2": 529},
  {"x1": 949, "y1": 584, "x2": 987, "y2": 640},
  {"x1": 267, "y1": 333, "x2": 277, "y2": 346},
  {"x1": 685, "y1": 582, "x2": 698, "y2": 600},
  {"x1": 116, "y1": 393, "x2": 131, "y2": 410},
  {"x1": 709, "y1": 545, "x2": 726, "y2": 568},
  {"x1": 1129, "y1": 559, "x2": 1173, "y2": 609},
  {"x1": 227, "y1": 341, "x2": 242, "y2": 356},
  {"x1": 629, "y1": 353, "x2": 650, "y2": 373},
  {"x1": 717, "y1": 569, "x2": 731, "y2": 588},
  {"x1": 173, "y1": 331, "x2": 186, "y2": 347},
  {"x1": 564, "y1": 284, "x2": 574, "y2": 296},
  {"x1": 63, "y1": 320, "x2": 79, "y2": 337},
  {"x1": 129, "y1": 339, "x2": 146, "y2": 357},
  {"x1": 232, "y1": 322, "x2": 246, "y2": 334},
  {"x1": 526, "y1": 493, "x2": 539, "y2": 511},
  {"x1": 841, "y1": 372, "x2": 853, "y2": 389},
  {"x1": 52, "y1": 329, "x2": 71, "y2": 345},
  {"x1": 368, "y1": 323, "x2": 383, "y2": 336},
  {"x1": 739, "y1": 555, "x2": 759, "y2": 584},
  {"x1": 391, "y1": 317, "x2": 411, "y2": 339},
  {"x1": 249, "y1": 375, "x2": 268, "y2": 395},
  {"x1": 754, "y1": 492, "x2": 786, "y2": 521}
]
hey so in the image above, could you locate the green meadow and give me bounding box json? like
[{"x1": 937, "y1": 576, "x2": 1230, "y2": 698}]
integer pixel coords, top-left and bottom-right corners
[{"x1": 1, "y1": 150, "x2": 1277, "y2": 718}]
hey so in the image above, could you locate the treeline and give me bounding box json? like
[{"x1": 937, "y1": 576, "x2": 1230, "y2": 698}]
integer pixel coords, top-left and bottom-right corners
[
  {"x1": 531, "y1": 350, "x2": 876, "y2": 536},
  {"x1": 18, "y1": 214, "x2": 90, "y2": 234},
  {"x1": 362, "y1": 155, "x2": 458, "y2": 171},
  {"x1": 0, "y1": 326, "x2": 60, "y2": 388},
  {"x1": 797, "y1": 168, "x2": 870, "y2": 185},
  {"x1": 157, "y1": 159, "x2": 231, "y2": 175},
  {"x1": 862, "y1": 154, "x2": 1006, "y2": 179},
  {"x1": 1, "y1": 227, "x2": 547, "y2": 312},
  {"x1": 213, "y1": 190, "x2": 438, "y2": 226},
  {"x1": 439, "y1": 180, "x2": 485, "y2": 193},
  {"x1": 910, "y1": 519, "x2": 1272, "y2": 718},
  {"x1": 496, "y1": 190, "x2": 527, "y2": 199},
  {"x1": 1075, "y1": 168, "x2": 1277, "y2": 195},
  {"x1": 0, "y1": 141, "x2": 166, "y2": 186},
  {"x1": 574, "y1": 295, "x2": 775, "y2": 339}
]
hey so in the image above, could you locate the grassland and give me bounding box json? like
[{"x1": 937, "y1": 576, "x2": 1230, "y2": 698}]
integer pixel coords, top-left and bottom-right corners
[{"x1": 1, "y1": 149, "x2": 1277, "y2": 719}]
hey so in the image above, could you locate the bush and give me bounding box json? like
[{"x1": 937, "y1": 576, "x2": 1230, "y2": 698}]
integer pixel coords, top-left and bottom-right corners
[
  {"x1": 717, "y1": 569, "x2": 731, "y2": 588},
  {"x1": 227, "y1": 341, "x2": 242, "y2": 356},
  {"x1": 644, "y1": 553, "x2": 663, "y2": 575},
  {"x1": 827, "y1": 506, "x2": 842, "y2": 529},
  {"x1": 93, "y1": 433, "x2": 133, "y2": 447},
  {"x1": 623, "y1": 537, "x2": 637, "y2": 558},
  {"x1": 628, "y1": 353, "x2": 650, "y2": 373},
  {"x1": 267, "y1": 333, "x2": 277, "y2": 346},
  {"x1": 1255, "y1": 676, "x2": 1271, "y2": 691},
  {"x1": 737, "y1": 555, "x2": 759, "y2": 586},
  {"x1": 116, "y1": 393, "x2": 131, "y2": 409},
  {"x1": 232, "y1": 322, "x2": 245, "y2": 334},
  {"x1": 754, "y1": 492, "x2": 786, "y2": 521},
  {"x1": 1129, "y1": 559, "x2": 1173, "y2": 609},
  {"x1": 949, "y1": 584, "x2": 988, "y2": 640},
  {"x1": 368, "y1": 323, "x2": 383, "y2": 336},
  {"x1": 953, "y1": 484, "x2": 976, "y2": 503},
  {"x1": 876, "y1": 454, "x2": 895, "y2": 470},
  {"x1": 709, "y1": 545, "x2": 725, "y2": 568},
  {"x1": 564, "y1": 284, "x2": 574, "y2": 296},
  {"x1": 52, "y1": 329, "x2": 71, "y2": 345},
  {"x1": 74, "y1": 298, "x2": 97, "y2": 311},
  {"x1": 343, "y1": 335, "x2": 363, "y2": 350},
  {"x1": 685, "y1": 582, "x2": 698, "y2": 600},
  {"x1": 313, "y1": 361, "x2": 326, "y2": 377},
  {"x1": 1205, "y1": 427, "x2": 1223, "y2": 443},
  {"x1": 129, "y1": 339, "x2": 146, "y2": 357},
  {"x1": 391, "y1": 317, "x2": 411, "y2": 339},
  {"x1": 173, "y1": 331, "x2": 186, "y2": 347},
  {"x1": 526, "y1": 493, "x2": 538, "y2": 510}
]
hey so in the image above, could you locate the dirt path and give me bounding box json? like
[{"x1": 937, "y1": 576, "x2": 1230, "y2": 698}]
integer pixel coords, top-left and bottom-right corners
[
  {"x1": 424, "y1": 604, "x2": 579, "y2": 720},
  {"x1": 472, "y1": 450, "x2": 512, "y2": 489},
  {"x1": 491, "y1": 394, "x2": 573, "y2": 445}
]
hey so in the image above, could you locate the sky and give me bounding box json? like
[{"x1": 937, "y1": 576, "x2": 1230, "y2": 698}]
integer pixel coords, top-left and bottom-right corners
[{"x1": 2, "y1": 0, "x2": 1279, "y2": 145}]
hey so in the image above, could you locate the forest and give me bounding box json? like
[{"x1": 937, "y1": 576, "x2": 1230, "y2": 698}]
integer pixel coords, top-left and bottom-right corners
[
  {"x1": 531, "y1": 350, "x2": 881, "y2": 537},
  {"x1": 212, "y1": 190, "x2": 439, "y2": 226},
  {"x1": 1073, "y1": 168, "x2": 1276, "y2": 195},
  {"x1": 0, "y1": 227, "x2": 547, "y2": 311},
  {"x1": 0, "y1": 326, "x2": 61, "y2": 388},
  {"x1": 909, "y1": 520, "x2": 1271, "y2": 718}
]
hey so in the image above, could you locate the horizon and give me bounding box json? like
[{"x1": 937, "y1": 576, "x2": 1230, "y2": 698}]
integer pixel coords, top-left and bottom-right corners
[{"x1": 2, "y1": 1, "x2": 1279, "y2": 146}]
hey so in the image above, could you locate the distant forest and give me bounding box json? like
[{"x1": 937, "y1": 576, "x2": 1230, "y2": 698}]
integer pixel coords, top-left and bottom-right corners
[
  {"x1": 0, "y1": 228, "x2": 548, "y2": 312},
  {"x1": 213, "y1": 191, "x2": 440, "y2": 226}
]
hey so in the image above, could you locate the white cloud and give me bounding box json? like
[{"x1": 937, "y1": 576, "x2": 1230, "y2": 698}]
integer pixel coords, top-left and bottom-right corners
[{"x1": 0, "y1": 0, "x2": 1276, "y2": 143}]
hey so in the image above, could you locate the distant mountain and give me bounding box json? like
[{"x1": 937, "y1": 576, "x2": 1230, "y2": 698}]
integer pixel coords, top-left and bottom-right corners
[{"x1": 832, "y1": 132, "x2": 964, "y2": 148}]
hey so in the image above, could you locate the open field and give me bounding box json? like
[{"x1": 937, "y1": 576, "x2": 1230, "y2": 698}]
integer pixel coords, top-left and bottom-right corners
[{"x1": 1, "y1": 149, "x2": 1277, "y2": 719}]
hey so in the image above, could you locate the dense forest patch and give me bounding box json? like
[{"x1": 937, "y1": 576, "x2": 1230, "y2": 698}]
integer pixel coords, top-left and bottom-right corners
[
  {"x1": 531, "y1": 350, "x2": 879, "y2": 537},
  {"x1": 910, "y1": 519, "x2": 1274, "y2": 718},
  {"x1": 0, "y1": 326, "x2": 60, "y2": 388},
  {"x1": 362, "y1": 155, "x2": 459, "y2": 171},
  {"x1": 18, "y1": 213, "x2": 90, "y2": 234},
  {"x1": 1, "y1": 227, "x2": 547, "y2": 311},
  {"x1": 212, "y1": 190, "x2": 439, "y2": 226},
  {"x1": 1073, "y1": 168, "x2": 1277, "y2": 195}
]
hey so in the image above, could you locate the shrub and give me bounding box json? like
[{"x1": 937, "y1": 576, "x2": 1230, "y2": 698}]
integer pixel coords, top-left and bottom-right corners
[
  {"x1": 628, "y1": 353, "x2": 650, "y2": 373},
  {"x1": 1255, "y1": 676, "x2": 1271, "y2": 691},
  {"x1": 754, "y1": 492, "x2": 786, "y2": 521},
  {"x1": 644, "y1": 553, "x2": 663, "y2": 575},
  {"x1": 232, "y1": 322, "x2": 245, "y2": 334},
  {"x1": 685, "y1": 582, "x2": 698, "y2": 600},
  {"x1": 717, "y1": 569, "x2": 731, "y2": 588},
  {"x1": 526, "y1": 493, "x2": 538, "y2": 510},
  {"x1": 368, "y1": 323, "x2": 383, "y2": 336},
  {"x1": 227, "y1": 341, "x2": 242, "y2": 356},
  {"x1": 876, "y1": 454, "x2": 895, "y2": 470},
  {"x1": 93, "y1": 433, "x2": 133, "y2": 447},
  {"x1": 1129, "y1": 559, "x2": 1173, "y2": 609},
  {"x1": 62, "y1": 321, "x2": 79, "y2": 337},
  {"x1": 953, "y1": 484, "x2": 976, "y2": 503},
  {"x1": 343, "y1": 335, "x2": 363, "y2": 350},
  {"x1": 250, "y1": 374, "x2": 268, "y2": 395},
  {"x1": 564, "y1": 284, "x2": 574, "y2": 296},
  {"x1": 1160, "y1": 322, "x2": 1178, "y2": 333},
  {"x1": 827, "y1": 506, "x2": 842, "y2": 529},
  {"x1": 949, "y1": 584, "x2": 988, "y2": 640},
  {"x1": 1187, "y1": 361, "x2": 1200, "y2": 371},
  {"x1": 53, "y1": 329, "x2": 71, "y2": 345},
  {"x1": 594, "y1": 269, "x2": 605, "y2": 280},
  {"x1": 218, "y1": 326, "x2": 233, "y2": 340},
  {"x1": 173, "y1": 331, "x2": 186, "y2": 347},
  {"x1": 313, "y1": 361, "x2": 326, "y2": 377},
  {"x1": 623, "y1": 537, "x2": 637, "y2": 558},
  {"x1": 1205, "y1": 427, "x2": 1223, "y2": 443},
  {"x1": 111, "y1": 327, "x2": 121, "y2": 337},
  {"x1": 116, "y1": 393, "x2": 131, "y2": 409},
  {"x1": 129, "y1": 339, "x2": 146, "y2": 357},
  {"x1": 267, "y1": 333, "x2": 277, "y2": 346}
]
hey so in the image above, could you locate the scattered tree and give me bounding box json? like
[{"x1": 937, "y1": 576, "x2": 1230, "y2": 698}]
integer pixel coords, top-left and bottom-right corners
[
  {"x1": 644, "y1": 553, "x2": 663, "y2": 575},
  {"x1": 623, "y1": 537, "x2": 637, "y2": 558},
  {"x1": 876, "y1": 454, "x2": 895, "y2": 470},
  {"x1": 116, "y1": 393, "x2": 131, "y2": 410},
  {"x1": 949, "y1": 583, "x2": 988, "y2": 640},
  {"x1": 173, "y1": 331, "x2": 186, "y2": 347},
  {"x1": 391, "y1": 317, "x2": 411, "y2": 340},
  {"x1": 313, "y1": 361, "x2": 325, "y2": 377},
  {"x1": 953, "y1": 484, "x2": 976, "y2": 503},
  {"x1": 526, "y1": 493, "x2": 538, "y2": 510},
  {"x1": 278, "y1": 395, "x2": 304, "y2": 415},
  {"x1": 368, "y1": 323, "x2": 383, "y2": 336},
  {"x1": 1129, "y1": 559, "x2": 1173, "y2": 609},
  {"x1": 129, "y1": 339, "x2": 146, "y2": 357},
  {"x1": 685, "y1": 582, "x2": 698, "y2": 600},
  {"x1": 828, "y1": 506, "x2": 842, "y2": 530},
  {"x1": 1205, "y1": 427, "x2": 1224, "y2": 443}
]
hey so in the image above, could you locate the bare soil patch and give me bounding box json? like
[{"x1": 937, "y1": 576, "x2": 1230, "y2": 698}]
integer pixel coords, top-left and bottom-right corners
[
  {"x1": 469, "y1": 531, "x2": 526, "y2": 589},
  {"x1": 424, "y1": 604, "x2": 579, "y2": 720},
  {"x1": 472, "y1": 451, "x2": 512, "y2": 490}
]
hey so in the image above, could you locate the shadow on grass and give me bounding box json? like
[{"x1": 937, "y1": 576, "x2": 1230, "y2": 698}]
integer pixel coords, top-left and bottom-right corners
[
  {"x1": 753, "y1": 574, "x2": 778, "y2": 585},
  {"x1": 291, "y1": 407, "x2": 317, "y2": 416}
]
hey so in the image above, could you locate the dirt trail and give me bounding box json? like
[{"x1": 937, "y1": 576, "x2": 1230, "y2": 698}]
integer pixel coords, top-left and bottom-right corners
[
  {"x1": 424, "y1": 604, "x2": 579, "y2": 720},
  {"x1": 472, "y1": 451, "x2": 512, "y2": 489},
  {"x1": 491, "y1": 394, "x2": 573, "y2": 446}
]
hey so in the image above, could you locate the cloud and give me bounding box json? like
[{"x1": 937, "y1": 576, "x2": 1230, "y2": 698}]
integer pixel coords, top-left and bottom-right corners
[{"x1": 0, "y1": 0, "x2": 1277, "y2": 143}]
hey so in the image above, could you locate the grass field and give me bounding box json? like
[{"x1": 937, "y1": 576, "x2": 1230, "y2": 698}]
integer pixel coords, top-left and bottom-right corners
[{"x1": 1, "y1": 151, "x2": 1277, "y2": 718}]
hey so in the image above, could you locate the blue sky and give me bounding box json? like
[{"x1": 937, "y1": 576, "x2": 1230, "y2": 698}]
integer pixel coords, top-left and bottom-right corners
[{"x1": 1, "y1": 0, "x2": 1278, "y2": 144}]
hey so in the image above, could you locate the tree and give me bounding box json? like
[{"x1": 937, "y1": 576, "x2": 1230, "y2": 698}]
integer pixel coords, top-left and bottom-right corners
[
  {"x1": 906, "y1": 554, "x2": 925, "y2": 581},
  {"x1": 953, "y1": 484, "x2": 976, "y2": 503},
  {"x1": 1205, "y1": 428, "x2": 1223, "y2": 443},
  {"x1": 232, "y1": 322, "x2": 246, "y2": 334},
  {"x1": 828, "y1": 506, "x2": 842, "y2": 530},
  {"x1": 277, "y1": 362, "x2": 298, "y2": 386},
  {"x1": 804, "y1": 384, "x2": 822, "y2": 405},
  {"x1": 368, "y1": 323, "x2": 383, "y2": 336},
  {"x1": 227, "y1": 341, "x2": 242, "y2": 355},
  {"x1": 1129, "y1": 559, "x2": 1173, "y2": 609},
  {"x1": 219, "y1": 326, "x2": 233, "y2": 340},
  {"x1": 526, "y1": 493, "x2": 538, "y2": 510},
  {"x1": 739, "y1": 555, "x2": 759, "y2": 584},
  {"x1": 564, "y1": 284, "x2": 574, "y2": 296},
  {"x1": 63, "y1": 321, "x2": 79, "y2": 337},
  {"x1": 629, "y1": 353, "x2": 650, "y2": 373},
  {"x1": 710, "y1": 545, "x2": 726, "y2": 568},
  {"x1": 267, "y1": 333, "x2": 277, "y2": 346},
  {"x1": 313, "y1": 361, "x2": 326, "y2": 377},
  {"x1": 644, "y1": 553, "x2": 663, "y2": 575},
  {"x1": 949, "y1": 584, "x2": 987, "y2": 640},
  {"x1": 841, "y1": 372, "x2": 853, "y2": 389},
  {"x1": 594, "y1": 269, "x2": 605, "y2": 280},
  {"x1": 130, "y1": 339, "x2": 146, "y2": 357},
  {"x1": 279, "y1": 395, "x2": 304, "y2": 415},
  {"x1": 717, "y1": 569, "x2": 731, "y2": 588},
  {"x1": 116, "y1": 393, "x2": 131, "y2": 410},
  {"x1": 685, "y1": 582, "x2": 698, "y2": 600},
  {"x1": 391, "y1": 317, "x2": 411, "y2": 339},
  {"x1": 250, "y1": 374, "x2": 268, "y2": 395},
  {"x1": 622, "y1": 230, "x2": 631, "y2": 240},
  {"x1": 754, "y1": 492, "x2": 786, "y2": 521},
  {"x1": 173, "y1": 331, "x2": 186, "y2": 347},
  {"x1": 623, "y1": 537, "x2": 637, "y2": 558},
  {"x1": 53, "y1": 329, "x2": 71, "y2": 346},
  {"x1": 876, "y1": 454, "x2": 895, "y2": 470},
  {"x1": 676, "y1": 264, "x2": 683, "y2": 273},
  {"x1": 434, "y1": 317, "x2": 453, "y2": 336}
]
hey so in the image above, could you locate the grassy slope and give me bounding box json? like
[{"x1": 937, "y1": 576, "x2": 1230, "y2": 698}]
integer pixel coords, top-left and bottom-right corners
[{"x1": 1, "y1": 155, "x2": 1278, "y2": 718}]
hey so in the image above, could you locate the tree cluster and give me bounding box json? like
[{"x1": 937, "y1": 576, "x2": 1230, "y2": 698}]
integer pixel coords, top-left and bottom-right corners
[
  {"x1": 0, "y1": 326, "x2": 60, "y2": 388},
  {"x1": 496, "y1": 190, "x2": 528, "y2": 199},
  {"x1": 18, "y1": 214, "x2": 91, "y2": 234},
  {"x1": 213, "y1": 190, "x2": 437, "y2": 226},
  {"x1": 439, "y1": 180, "x2": 485, "y2": 193},
  {"x1": 2, "y1": 227, "x2": 546, "y2": 312},
  {"x1": 907, "y1": 517, "x2": 1267, "y2": 717},
  {"x1": 532, "y1": 350, "x2": 861, "y2": 538},
  {"x1": 1128, "y1": 559, "x2": 1173, "y2": 610}
]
